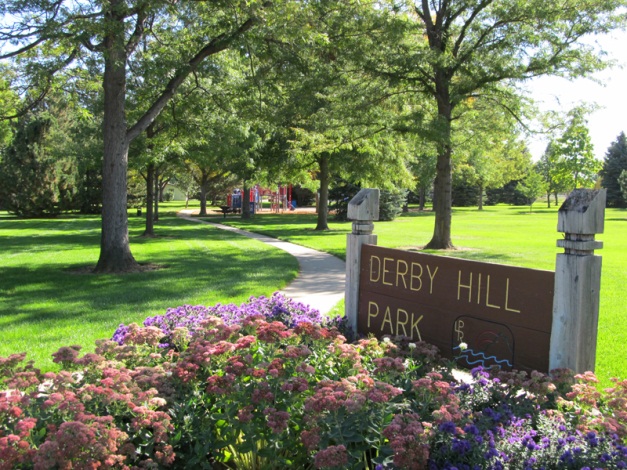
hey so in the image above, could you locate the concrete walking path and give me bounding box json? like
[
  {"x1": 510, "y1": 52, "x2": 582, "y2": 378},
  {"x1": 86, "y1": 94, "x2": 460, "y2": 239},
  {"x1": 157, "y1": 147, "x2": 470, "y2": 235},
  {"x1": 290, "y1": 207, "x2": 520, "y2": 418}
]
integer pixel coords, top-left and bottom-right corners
[{"x1": 177, "y1": 212, "x2": 346, "y2": 314}]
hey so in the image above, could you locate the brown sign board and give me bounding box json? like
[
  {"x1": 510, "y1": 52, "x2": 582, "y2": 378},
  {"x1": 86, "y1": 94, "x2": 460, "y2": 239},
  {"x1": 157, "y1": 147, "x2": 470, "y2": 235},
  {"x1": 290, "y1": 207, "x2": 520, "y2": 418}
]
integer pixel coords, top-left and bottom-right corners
[{"x1": 358, "y1": 245, "x2": 555, "y2": 373}]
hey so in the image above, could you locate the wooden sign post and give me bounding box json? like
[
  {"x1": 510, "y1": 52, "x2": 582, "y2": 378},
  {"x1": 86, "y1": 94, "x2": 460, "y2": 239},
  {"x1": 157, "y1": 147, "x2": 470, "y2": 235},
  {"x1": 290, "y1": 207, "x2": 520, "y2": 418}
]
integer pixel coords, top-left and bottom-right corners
[
  {"x1": 345, "y1": 189, "x2": 379, "y2": 335},
  {"x1": 549, "y1": 189, "x2": 606, "y2": 373}
]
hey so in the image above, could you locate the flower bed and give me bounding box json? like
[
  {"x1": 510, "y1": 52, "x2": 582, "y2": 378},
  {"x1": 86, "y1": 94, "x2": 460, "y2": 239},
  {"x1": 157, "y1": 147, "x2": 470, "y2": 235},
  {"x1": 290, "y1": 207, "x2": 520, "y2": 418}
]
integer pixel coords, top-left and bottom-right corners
[{"x1": 1, "y1": 293, "x2": 627, "y2": 469}]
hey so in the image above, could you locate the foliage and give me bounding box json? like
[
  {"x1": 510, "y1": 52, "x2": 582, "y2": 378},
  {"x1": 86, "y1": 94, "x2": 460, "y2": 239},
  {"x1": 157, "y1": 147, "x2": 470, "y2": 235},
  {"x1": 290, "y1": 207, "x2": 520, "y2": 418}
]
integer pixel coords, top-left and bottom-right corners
[
  {"x1": 620, "y1": 170, "x2": 627, "y2": 203},
  {"x1": 2, "y1": 296, "x2": 627, "y2": 468},
  {"x1": 550, "y1": 107, "x2": 601, "y2": 190},
  {"x1": 329, "y1": 179, "x2": 361, "y2": 221},
  {"x1": 452, "y1": 166, "x2": 481, "y2": 207},
  {"x1": 330, "y1": 181, "x2": 407, "y2": 222},
  {"x1": 516, "y1": 171, "x2": 547, "y2": 213},
  {"x1": 452, "y1": 97, "x2": 531, "y2": 210},
  {"x1": 379, "y1": 188, "x2": 408, "y2": 222},
  {"x1": 485, "y1": 180, "x2": 532, "y2": 206},
  {"x1": 600, "y1": 132, "x2": 627, "y2": 208},
  {"x1": 0, "y1": 113, "x2": 74, "y2": 217}
]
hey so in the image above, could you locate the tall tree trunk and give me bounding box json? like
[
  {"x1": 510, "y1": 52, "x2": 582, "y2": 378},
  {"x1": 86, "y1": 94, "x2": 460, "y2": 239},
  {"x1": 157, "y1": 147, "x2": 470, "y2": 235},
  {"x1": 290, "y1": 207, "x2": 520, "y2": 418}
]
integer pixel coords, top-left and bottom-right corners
[
  {"x1": 547, "y1": 190, "x2": 551, "y2": 208},
  {"x1": 554, "y1": 191, "x2": 559, "y2": 206},
  {"x1": 315, "y1": 154, "x2": 330, "y2": 231},
  {"x1": 153, "y1": 168, "x2": 159, "y2": 221},
  {"x1": 143, "y1": 162, "x2": 155, "y2": 236},
  {"x1": 241, "y1": 181, "x2": 251, "y2": 219},
  {"x1": 419, "y1": 186, "x2": 426, "y2": 211},
  {"x1": 95, "y1": 2, "x2": 139, "y2": 272},
  {"x1": 425, "y1": 88, "x2": 454, "y2": 249}
]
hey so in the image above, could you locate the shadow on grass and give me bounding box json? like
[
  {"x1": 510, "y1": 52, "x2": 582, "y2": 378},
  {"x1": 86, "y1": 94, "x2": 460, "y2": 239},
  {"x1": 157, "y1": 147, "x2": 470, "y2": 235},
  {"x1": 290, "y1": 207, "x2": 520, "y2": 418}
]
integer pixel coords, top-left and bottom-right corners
[{"x1": 0, "y1": 215, "x2": 298, "y2": 332}]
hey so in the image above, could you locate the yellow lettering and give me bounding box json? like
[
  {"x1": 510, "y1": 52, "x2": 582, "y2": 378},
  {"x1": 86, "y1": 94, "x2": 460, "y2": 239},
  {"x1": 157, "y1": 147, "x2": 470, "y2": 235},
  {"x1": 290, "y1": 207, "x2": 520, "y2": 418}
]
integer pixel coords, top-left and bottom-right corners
[
  {"x1": 410, "y1": 313, "x2": 423, "y2": 341},
  {"x1": 504, "y1": 278, "x2": 521, "y2": 313},
  {"x1": 396, "y1": 308, "x2": 409, "y2": 336},
  {"x1": 370, "y1": 256, "x2": 381, "y2": 283},
  {"x1": 381, "y1": 306, "x2": 394, "y2": 334},
  {"x1": 382, "y1": 257, "x2": 394, "y2": 286},
  {"x1": 367, "y1": 301, "x2": 379, "y2": 328},
  {"x1": 477, "y1": 273, "x2": 482, "y2": 305},
  {"x1": 485, "y1": 275, "x2": 501, "y2": 309},
  {"x1": 458, "y1": 271, "x2": 473, "y2": 302},
  {"x1": 396, "y1": 260, "x2": 409, "y2": 289},
  {"x1": 427, "y1": 265, "x2": 438, "y2": 294},
  {"x1": 410, "y1": 263, "x2": 423, "y2": 291}
]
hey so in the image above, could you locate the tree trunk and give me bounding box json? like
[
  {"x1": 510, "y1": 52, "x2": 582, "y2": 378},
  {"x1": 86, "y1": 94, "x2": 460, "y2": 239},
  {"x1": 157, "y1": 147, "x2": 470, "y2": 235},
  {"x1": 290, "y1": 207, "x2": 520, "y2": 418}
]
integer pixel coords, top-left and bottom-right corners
[
  {"x1": 419, "y1": 186, "x2": 426, "y2": 211},
  {"x1": 199, "y1": 171, "x2": 210, "y2": 216},
  {"x1": 547, "y1": 190, "x2": 551, "y2": 208},
  {"x1": 153, "y1": 169, "x2": 159, "y2": 221},
  {"x1": 241, "y1": 182, "x2": 251, "y2": 219},
  {"x1": 315, "y1": 154, "x2": 330, "y2": 231},
  {"x1": 143, "y1": 162, "x2": 155, "y2": 237},
  {"x1": 425, "y1": 88, "x2": 454, "y2": 249},
  {"x1": 554, "y1": 191, "x2": 559, "y2": 206},
  {"x1": 478, "y1": 182, "x2": 484, "y2": 211},
  {"x1": 95, "y1": 2, "x2": 139, "y2": 272}
]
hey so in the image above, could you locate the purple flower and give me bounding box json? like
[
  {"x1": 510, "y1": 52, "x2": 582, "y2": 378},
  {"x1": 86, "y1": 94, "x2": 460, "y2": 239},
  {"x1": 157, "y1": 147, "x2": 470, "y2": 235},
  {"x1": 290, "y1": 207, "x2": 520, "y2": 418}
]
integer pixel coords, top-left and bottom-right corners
[
  {"x1": 439, "y1": 421, "x2": 457, "y2": 434},
  {"x1": 111, "y1": 292, "x2": 336, "y2": 346}
]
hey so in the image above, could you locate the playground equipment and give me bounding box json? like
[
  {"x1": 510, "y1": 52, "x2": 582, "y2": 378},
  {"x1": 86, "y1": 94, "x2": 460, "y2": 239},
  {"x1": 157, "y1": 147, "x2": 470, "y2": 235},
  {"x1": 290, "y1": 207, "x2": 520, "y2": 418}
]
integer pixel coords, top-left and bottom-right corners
[{"x1": 227, "y1": 185, "x2": 295, "y2": 214}]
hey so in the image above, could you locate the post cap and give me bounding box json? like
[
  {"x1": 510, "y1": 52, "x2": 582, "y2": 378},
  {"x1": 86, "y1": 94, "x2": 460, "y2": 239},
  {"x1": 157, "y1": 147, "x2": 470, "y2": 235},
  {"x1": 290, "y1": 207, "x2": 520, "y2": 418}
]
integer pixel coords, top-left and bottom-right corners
[
  {"x1": 558, "y1": 189, "x2": 606, "y2": 235},
  {"x1": 348, "y1": 188, "x2": 380, "y2": 221}
]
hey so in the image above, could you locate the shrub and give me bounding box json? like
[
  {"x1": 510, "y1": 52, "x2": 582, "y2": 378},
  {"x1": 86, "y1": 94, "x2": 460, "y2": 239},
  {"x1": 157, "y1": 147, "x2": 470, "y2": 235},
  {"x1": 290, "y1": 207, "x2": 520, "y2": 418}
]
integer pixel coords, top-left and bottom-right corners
[{"x1": 2, "y1": 295, "x2": 627, "y2": 469}]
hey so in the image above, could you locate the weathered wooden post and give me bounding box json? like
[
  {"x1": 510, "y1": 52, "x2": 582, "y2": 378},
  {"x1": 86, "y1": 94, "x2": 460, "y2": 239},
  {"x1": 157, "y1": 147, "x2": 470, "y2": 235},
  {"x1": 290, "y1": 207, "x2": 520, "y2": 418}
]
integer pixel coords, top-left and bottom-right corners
[
  {"x1": 345, "y1": 189, "x2": 380, "y2": 335},
  {"x1": 549, "y1": 189, "x2": 606, "y2": 373}
]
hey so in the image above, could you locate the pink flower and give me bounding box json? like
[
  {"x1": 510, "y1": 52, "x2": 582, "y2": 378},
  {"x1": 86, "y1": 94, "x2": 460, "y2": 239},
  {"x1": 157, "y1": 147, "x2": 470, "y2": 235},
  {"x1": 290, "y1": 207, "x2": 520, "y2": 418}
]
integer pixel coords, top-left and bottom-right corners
[
  {"x1": 237, "y1": 405, "x2": 255, "y2": 423},
  {"x1": 51, "y1": 345, "x2": 81, "y2": 364},
  {"x1": 301, "y1": 428, "x2": 321, "y2": 451},
  {"x1": 235, "y1": 335, "x2": 256, "y2": 349},
  {"x1": 264, "y1": 407, "x2": 290, "y2": 434},
  {"x1": 314, "y1": 445, "x2": 349, "y2": 469}
]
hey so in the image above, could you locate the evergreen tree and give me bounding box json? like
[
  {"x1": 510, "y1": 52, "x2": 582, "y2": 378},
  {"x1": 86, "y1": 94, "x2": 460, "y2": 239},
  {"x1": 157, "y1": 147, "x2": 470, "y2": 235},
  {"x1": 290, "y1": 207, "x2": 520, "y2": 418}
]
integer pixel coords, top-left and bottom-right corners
[
  {"x1": 619, "y1": 170, "x2": 627, "y2": 203},
  {"x1": 0, "y1": 114, "x2": 64, "y2": 216},
  {"x1": 600, "y1": 132, "x2": 627, "y2": 208}
]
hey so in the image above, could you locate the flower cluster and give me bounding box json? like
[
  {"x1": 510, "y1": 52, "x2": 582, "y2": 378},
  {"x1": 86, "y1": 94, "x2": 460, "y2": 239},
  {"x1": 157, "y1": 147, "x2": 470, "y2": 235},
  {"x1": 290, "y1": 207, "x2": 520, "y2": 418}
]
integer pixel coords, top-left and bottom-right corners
[
  {"x1": 2, "y1": 296, "x2": 627, "y2": 469},
  {"x1": 112, "y1": 292, "x2": 349, "y2": 347}
]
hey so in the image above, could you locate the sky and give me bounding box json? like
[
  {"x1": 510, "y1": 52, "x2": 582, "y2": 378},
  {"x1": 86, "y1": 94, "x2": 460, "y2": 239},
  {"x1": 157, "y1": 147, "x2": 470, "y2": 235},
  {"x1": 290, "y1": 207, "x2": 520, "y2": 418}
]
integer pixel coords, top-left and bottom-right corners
[{"x1": 524, "y1": 29, "x2": 627, "y2": 162}]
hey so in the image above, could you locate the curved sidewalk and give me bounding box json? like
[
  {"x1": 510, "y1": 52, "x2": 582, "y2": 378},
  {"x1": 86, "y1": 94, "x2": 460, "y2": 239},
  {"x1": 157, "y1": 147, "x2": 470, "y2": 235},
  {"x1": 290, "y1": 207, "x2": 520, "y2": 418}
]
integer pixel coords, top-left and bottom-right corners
[{"x1": 177, "y1": 212, "x2": 346, "y2": 315}]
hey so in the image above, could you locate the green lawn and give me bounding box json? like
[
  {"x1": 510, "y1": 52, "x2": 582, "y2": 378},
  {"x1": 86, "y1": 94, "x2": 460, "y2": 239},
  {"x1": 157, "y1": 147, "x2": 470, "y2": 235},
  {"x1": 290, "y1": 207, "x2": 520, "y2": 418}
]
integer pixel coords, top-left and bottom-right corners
[
  {"x1": 0, "y1": 203, "x2": 299, "y2": 371},
  {"x1": 215, "y1": 204, "x2": 627, "y2": 387}
]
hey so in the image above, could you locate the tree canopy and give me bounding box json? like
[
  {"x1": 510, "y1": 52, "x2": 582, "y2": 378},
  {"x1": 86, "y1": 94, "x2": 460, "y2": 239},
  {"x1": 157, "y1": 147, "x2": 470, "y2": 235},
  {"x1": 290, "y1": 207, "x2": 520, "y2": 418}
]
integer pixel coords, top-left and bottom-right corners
[{"x1": 364, "y1": 0, "x2": 626, "y2": 248}]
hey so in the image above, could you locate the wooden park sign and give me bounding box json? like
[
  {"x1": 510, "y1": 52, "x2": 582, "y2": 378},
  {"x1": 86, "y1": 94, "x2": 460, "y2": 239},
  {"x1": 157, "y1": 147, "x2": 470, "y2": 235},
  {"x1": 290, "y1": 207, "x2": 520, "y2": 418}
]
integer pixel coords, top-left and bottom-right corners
[
  {"x1": 344, "y1": 188, "x2": 606, "y2": 375},
  {"x1": 358, "y1": 245, "x2": 554, "y2": 372}
]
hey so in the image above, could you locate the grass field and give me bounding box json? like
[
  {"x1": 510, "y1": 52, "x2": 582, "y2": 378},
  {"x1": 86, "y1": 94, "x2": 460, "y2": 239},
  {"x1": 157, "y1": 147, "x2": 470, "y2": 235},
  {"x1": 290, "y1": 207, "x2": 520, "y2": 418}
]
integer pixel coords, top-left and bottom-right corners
[
  {"x1": 214, "y1": 204, "x2": 627, "y2": 388},
  {"x1": 0, "y1": 202, "x2": 299, "y2": 370}
]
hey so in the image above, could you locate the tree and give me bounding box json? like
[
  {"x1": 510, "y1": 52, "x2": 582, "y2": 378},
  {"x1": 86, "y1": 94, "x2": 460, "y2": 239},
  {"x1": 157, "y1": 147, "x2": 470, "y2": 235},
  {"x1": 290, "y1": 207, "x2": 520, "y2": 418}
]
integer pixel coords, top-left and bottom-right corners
[
  {"x1": 238, "y1": 0, "x2": 416, "y2": 231},
  {"x1": 619, "y1": 170, "x2": 627, "y2": 203},
  {"x1": 600, "y1": 132, "x2": 627, "y2": 208},
  {"x1": 536, "y1": 142, "x2": 568, "y2": 207},
  {"x1": 1, "y1": 0, "x2": 271, "y2": 272},
  {"x1": 551, "y1": 107, "x2": 601, "y2": 190},
  {"x1": 0, "y1": 111, "x2": 74, "y2": 217},
  {"x1": 517, "y1": 170, "x2": 547, "y2": 213},
  {"x1": 452, "y1": 97, "x2": 531, "y2": 210},
  {"x1": 369, "y1": 0, "x2": 625, "y2": 248}
]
